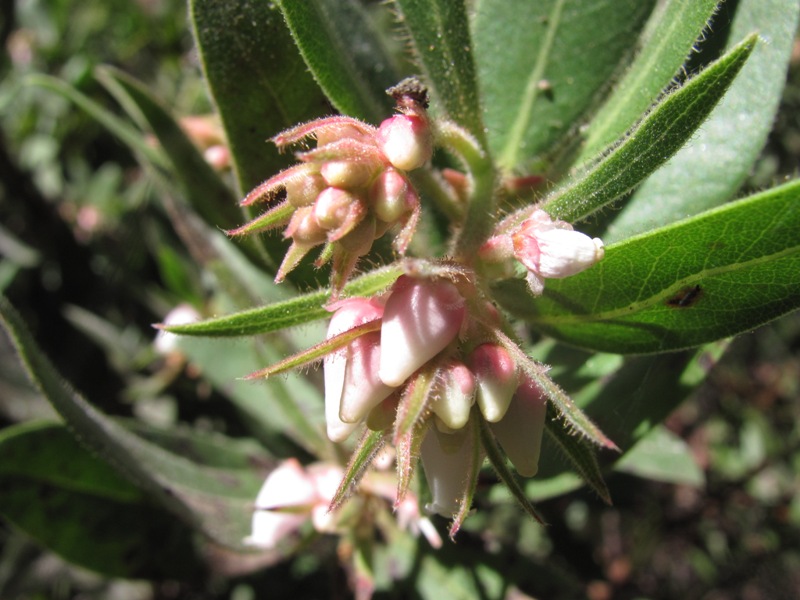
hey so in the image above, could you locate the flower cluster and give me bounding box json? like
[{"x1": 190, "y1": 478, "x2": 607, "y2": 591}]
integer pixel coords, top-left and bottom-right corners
[
  {"x1": 246, "y1": 457, "x2": 441, "y2": 550},
  {"x1": 229, "y1": 80, "x2": 432, "y2": 294},
  {"x1": 479, "y1": 208, "x2": 605, "y2": 295},
  {"x1": 323, "y1": 274, "x2": 548, "y2": 520}
]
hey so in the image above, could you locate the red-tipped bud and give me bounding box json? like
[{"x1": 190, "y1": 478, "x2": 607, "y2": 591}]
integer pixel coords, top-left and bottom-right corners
[
  {"x1": 378, "y1": 276, "x2": 466, "y2": 387},
  {"x1": 377, "y1": 114, "x2": 432, "y2": 171},
  {"x1": 431, "y1": 361, "x2": 476, "y2": 431},
  {"x1": 489, "y1": 376, "x2": 547, "y2": 477},
  {"x1": 469, "y1": 343, "x2": 518, "y2": 423}
]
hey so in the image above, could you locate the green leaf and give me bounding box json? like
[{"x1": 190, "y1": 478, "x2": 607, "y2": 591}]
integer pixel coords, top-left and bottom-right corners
[
  {"x1": 275, "y1": 0, "x2": 399, "y2": 122},
  {"x1": 175, "y1": 334, "x2": 329, "y2": 459},
  {"x1": 472, "y1": 0, "x2": 656, "y2": 172},
  {"x1": 609, "y1": 0, "x2": 800, "y2": 241},
  {"x1": 541, "y1": 33, "x2": 757, "y2": 224},
  {"x1": 94, "y1": 66, "x2": 242, "y2": 231},
  {"x1": 0, "y1": 422, "x2": 200, "y2": 578},
  {"x1": 615, "y1": 425, "x2": 704, "y2": 486},
  {"x1": 163, "y1": 264, "x2": 403, "y2": 337},
  {"x1": 25, "y1": 74, "x2": 168, "y2": 171},
  {"x1": 0, "y1": 296, "x2": 265, "y2": 548},
  {"x1": 392, "y1": 0, "x2": 485, "y2": 144},
  {"x1": 497, "y1": 179, "x2": 800, "y2": 353},
  {"x1": 330, "y1": 429, "x2": 386, "y2": 512},
  {"x1": 577, "y1": 0, "x2": 721, "y2": 162},
  {"x1": 189, "y1": 0, "x2": 328, "y2": 193}
]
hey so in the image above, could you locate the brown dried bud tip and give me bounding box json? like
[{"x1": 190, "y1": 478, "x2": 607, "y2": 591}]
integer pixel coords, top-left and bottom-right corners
[{"x1": 387, "y1": 77, "x2": 429, "y2": 109}]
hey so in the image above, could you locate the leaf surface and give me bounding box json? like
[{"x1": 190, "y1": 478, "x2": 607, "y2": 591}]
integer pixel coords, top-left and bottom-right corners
[
  {"x1": 275, "y1": 0, "x2": 399, "y2": 121},
  {"x1": 496, "y1": 180, "x2": 800, "y2": 353},
  {"x1": 608, "y1": 0, "x2": 800, "y2": 241},
  {"x1": 473, "y1": 0, "x2": 656, "y2": 171}
]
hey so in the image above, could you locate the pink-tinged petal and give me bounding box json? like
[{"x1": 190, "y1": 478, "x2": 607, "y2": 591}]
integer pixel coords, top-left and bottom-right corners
[
  {"x1": 245, "y1": 510, "x2": 306, "y2": 549},
  {"x1": 313, "y1": 187, "x2": 360, "y2": 231},
  {"x1": 339, "y1": 331, "x2": 395, "y2": 423},
  {"x1": 469, "y1": 343, "x2": 519, "y2": 423},
  {"x1": 431, "y1": 361, "x2": 476, "y2": 430},
  {"x1": 378, "y1": 276, "x2": 466, "y2": 387},
  {"x1": 377, "y1": 114, "x2": 432, "y2": 171},
  {"x1": 324, "y1": 298, "x2": 385, "y2": 442},
  {"x1": 511, "y1": 209, "x2": 604, "y2": 281},
  {"x1": 254, "y1": 458, "x2": 317, "y2": 510},
  {"x1": 530, "y1": 228, "x2": 605, "y2": 279},
  {"x1": 489, "y1": 377, "x2": 547, "y2": 477},
  {"x1": 420, "y1": 426, "x2": 473, "y2": 518}
]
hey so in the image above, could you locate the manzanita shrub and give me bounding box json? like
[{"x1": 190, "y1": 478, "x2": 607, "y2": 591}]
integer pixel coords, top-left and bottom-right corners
[{"x1": 2, "y1": 0, "x2": 800, "y2": 596}]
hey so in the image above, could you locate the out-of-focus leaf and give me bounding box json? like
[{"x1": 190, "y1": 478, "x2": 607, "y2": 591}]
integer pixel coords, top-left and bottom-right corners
[
  {"x1": 392, "y1": 0, "x2": 485, "y2": 145},
  {"x1": 25, "y1": 74, "x2": 168, "y2": 170},
  {"x1": 616, "y1": 426, "x2": 704, "y2": 486},
  {"x1": 94, "y1": 66, "x2": 241, "y2": 231},
  {"x1": 608, "y1": 0, "x2": 800, "y2": 242},
  {"x1": 275, "y1": 0, "x2": 399, "y2": 122},
  {"x1": 472, "y1": 0, "x2": 656, "y2": 172},
  {"x1": 163, "y1": 264, "x2": 403, "y2": 337},
  {"x1": 520, "y1": 341, "x2": 726, "y2": 500},
  {"x1": 0, "y1": 422, "x2": 200, "y2": 578},
  {"x1": 497, "y1": 179, "x2": 800, "y2": 354},
  {"x1": 542, "y1": 34, "x2": 756, "y2": 224},
  {"x1": 578, "y1": 0, "x2": 721, "y2": 162},
  {"x1": 0, "y1": 297, "x2": 265, "y2": 548},
  {"x1": 175, "y1": 334, "x2": 328, "y2": 459},
  {"x1": 189, "y1": 0, "x2": 328, "y2": 194}
]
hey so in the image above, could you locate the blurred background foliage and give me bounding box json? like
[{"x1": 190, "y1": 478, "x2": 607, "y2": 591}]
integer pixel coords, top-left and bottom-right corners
[{"x1": 0, "y1": 0, "x2": 799, "y2": 598}]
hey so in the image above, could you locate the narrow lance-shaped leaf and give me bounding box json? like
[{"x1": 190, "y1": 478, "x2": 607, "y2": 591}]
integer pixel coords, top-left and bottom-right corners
[
  {"x1": 494, "y1": 329, "x2": 616, "y2": 450},
  {"x1": 94, "y1": 66, "x2": 242, "y2": 231},
  {"x1": 479, "y1": 418, "x2": 546, "y2": 526},
  {"x1": 498, "y1": 179, "x2": 800, "y2": 354},
  {"x1": 275, "y1": 0, "x2": 400, "y2": 122},
  {"x1": 577, "y1": 0, "x2": 721, "y2": 162},
  {"x1": 189, "y1": 0, "x2": 328, "y2": 193},
  {"x1": 330, "y1": 429, "x2": 387, "y2": 512},
  {"x1": 392, "y1": 0, "x2": 486, "y2": 146},
  {"x1": 472, "y1": 0, "x2": 656, "y2": 172},
  {"x1": 0, "y1": 296, "x2": 263, "y2": 548},
  {"x1": 609, "y1": 0, "x2": 800, "y2": 241},
  {"x1": 161, "y1": 264, "x2": 403, "y2": 337},
  {"x1": 541, "y1": 33, "x2": 757, "y2": 224},
  {"x1": 543, "y1": 411, "x2": 611, "y2": 505}
]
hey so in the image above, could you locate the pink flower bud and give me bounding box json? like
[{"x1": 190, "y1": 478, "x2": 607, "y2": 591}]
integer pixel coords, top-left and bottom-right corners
[
  {"x1": 313, "y1": 187, "x2": 359, "y2": 230},
  {"x1": 370, "y1": 168, "x2": 417, "y2": 223},
  {"x1": 511, "y1": 209, "x2": 604, "y2": 294},
  {"x1": 469, "y1": 343, "x2": 519, "y2": 423},
  {"x1": 320, "y1": 160, "x2": 375, "y2": 189},
  {"x1": 285, "y1": 205, "x2": 327, "y2": 246},
  {"x1": 431, "y1": 361, "x2": 476, "y2": 430},
  {"x1": 489, "y1": 376, "x2": 547, "y2": 477},
  {"x1": 324, "y1": 298, "x2": 393, "y2": 442},
  {"x1": 245, "y1": 458, "x2": 317, "y2": 548},
  {"x1": 378, "y1": 276, "x2": 466, "y2": 387},
  {"x1": 377, "y1": 114, "x2": 432, "y2": 171},
  {"x1": 285, "y1": 170, "x2": 326, "y2": 208}
]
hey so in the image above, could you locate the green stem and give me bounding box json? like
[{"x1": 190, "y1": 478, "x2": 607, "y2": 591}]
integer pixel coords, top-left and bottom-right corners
[{"x1": 436, "y1": 122, "x2": 497, "y2": 261}]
